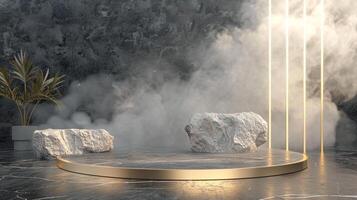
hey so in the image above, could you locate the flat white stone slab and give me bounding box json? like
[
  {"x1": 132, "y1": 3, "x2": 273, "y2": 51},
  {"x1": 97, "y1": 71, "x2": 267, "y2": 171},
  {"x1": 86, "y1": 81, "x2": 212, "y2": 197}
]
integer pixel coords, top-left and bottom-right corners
[
  {"x1": 33, "y1": 129, "x2": 114, "y2": 159},
  {"x1": 185, "y1": 112, "x2": 267, "y2": 153}
]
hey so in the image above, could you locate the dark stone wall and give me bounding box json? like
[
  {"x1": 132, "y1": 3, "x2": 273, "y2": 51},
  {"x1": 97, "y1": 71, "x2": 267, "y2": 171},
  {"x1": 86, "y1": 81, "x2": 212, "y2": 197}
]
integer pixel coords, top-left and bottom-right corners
[
  {"x1": 0, "y1": 0, "x2": 242, "y2": 148},
  {"x1": 0, "y1": 0, "x2": 241, "y2": 80}
]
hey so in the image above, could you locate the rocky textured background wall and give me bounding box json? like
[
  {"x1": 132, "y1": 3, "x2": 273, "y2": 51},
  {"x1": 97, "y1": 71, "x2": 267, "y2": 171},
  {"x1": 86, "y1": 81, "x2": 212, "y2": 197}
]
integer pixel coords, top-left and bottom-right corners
[
  {"x1": 0, "y1": 0, "x2": 243, "y2": 148},
  {"x1": 0, "y1": 0, "x2": 242, "y2": 79}
]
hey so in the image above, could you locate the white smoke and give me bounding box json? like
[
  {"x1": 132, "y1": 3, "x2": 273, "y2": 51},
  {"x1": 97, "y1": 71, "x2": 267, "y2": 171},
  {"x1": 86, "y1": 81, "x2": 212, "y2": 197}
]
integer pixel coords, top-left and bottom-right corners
[{"x1": 41, "y1": 0, "x2": 357, "y2": 151}]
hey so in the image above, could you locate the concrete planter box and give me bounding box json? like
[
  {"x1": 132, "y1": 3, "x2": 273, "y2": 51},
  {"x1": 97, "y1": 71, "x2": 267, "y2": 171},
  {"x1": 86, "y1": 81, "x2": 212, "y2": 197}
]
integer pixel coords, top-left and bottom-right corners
[{"x1": 12, "y1": 126, "x2": 37, "y2": 151}]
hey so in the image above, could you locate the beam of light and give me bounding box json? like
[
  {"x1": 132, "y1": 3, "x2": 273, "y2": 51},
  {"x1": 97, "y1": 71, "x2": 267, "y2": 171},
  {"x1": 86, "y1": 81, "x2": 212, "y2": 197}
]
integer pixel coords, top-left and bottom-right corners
[
  {"x1": 268, "y1": 0, "x2": 272, "y2": 149},
  {"x1": 285, "y1": 0, "x2": 289, "y2": 151},
  {"x1": 320, "y1": 0, "x2": 324, "y2": 154},
  {"x1": 303, "y1": 0, "x2": 307, "y2": 154}
]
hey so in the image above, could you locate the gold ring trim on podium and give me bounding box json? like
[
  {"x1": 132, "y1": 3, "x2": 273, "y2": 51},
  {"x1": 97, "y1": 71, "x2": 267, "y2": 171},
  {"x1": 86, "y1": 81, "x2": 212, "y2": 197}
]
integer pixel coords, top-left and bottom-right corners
[{"x1": 56, "y1": 151, "x2": 308, "y2": 180}]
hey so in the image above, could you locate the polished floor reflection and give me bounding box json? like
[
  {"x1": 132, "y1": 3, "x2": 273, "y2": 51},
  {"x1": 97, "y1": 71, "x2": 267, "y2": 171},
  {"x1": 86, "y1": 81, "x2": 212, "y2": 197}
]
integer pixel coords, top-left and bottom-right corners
[{"x1": 0, "y1": 149, "x2": 357, "y2": 199}]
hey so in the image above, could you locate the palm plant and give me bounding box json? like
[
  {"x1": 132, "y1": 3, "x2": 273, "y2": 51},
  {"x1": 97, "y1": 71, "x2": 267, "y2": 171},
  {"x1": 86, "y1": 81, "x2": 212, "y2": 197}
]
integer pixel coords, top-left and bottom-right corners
[{"x1": 0, "y1": 51, "x2": 65, "y2": 125}]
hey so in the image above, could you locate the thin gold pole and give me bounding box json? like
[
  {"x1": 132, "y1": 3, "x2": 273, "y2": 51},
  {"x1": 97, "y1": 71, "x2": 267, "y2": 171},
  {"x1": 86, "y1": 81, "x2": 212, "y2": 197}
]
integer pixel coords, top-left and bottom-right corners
[
  {"x1": 303, "y1": 0, "x2": 307, "y2": 154},
  {"x1": 320, "y1": 0, "x2": 324, "y2": 154},
  {"x1": 268, "y1": 0, "x2": 272, "y2": 149},
  {"x1": 285, "y1": 0, "x2": 289, "y2": 151}
]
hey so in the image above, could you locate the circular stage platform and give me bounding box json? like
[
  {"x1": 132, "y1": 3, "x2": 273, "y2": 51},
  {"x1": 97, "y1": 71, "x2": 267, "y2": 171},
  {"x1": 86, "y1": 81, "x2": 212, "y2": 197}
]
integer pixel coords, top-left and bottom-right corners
[{"x1": 56, "y1": 149, "x2": 308, "y2": 180}]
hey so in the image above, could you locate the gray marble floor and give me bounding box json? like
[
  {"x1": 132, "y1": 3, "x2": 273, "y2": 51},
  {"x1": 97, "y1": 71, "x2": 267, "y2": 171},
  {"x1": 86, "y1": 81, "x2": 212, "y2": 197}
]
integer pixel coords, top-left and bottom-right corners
[{"x1": 0, "y1": 149, "x2": 357, "y2": 200}]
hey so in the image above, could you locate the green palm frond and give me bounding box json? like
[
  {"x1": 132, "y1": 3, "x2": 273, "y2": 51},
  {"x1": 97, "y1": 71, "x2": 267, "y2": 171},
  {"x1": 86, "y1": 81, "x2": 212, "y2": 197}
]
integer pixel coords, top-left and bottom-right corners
[
  {"x1": 30, "y1": 71, "x2": 64, "y2": 105},
  {"x1": 0, "y1": 51, "x2": 65, "y2": 125},
  {"x1": 0, "y1": 68, "x2": 14, "y2": 100},
  {"x1": 49, "y1": 73, "x2": 65, "y2": 91},
  {"x1": 0, "y1": 68, "x2": 11, "y2": 87},
  {"x1": 30, "y1": 69, "x2": 65, "y2": 97},
  {"x1": 10, "y1": 50, "x2": 38, "y2": 84}
]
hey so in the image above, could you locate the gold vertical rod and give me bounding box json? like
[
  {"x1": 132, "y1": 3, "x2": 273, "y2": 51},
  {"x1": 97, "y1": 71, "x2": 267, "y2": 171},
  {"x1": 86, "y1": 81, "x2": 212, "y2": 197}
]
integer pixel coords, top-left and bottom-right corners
[
  {"x1": 320, "y1": 0, "x2": 324, "y2": 154},
  {"x1": 285, "y1": 0, "x2": 289, "y2": 151},
  {"x1": 268, "y1": 0, "x2": 272, "y2": 149},
  {"x1": 303, "y1": 0, "x2": 307, "y2": 154}
]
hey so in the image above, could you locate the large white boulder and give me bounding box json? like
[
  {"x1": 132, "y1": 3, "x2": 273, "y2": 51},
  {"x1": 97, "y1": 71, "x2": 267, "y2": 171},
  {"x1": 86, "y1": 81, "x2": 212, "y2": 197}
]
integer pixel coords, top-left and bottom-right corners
[
  {"x1": 33, "y1": 129, "x2": 114, "y2": 159},
  {"x1": 185, "y1": 112, "x2": 267, "y2": 153}
]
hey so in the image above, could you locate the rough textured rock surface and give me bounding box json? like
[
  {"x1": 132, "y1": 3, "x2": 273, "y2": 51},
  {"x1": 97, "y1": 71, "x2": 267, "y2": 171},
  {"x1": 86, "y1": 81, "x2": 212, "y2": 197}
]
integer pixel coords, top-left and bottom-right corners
[
  {"x1": 33, "y1": 129, "x2": 114, "y2": 159},
  {"x1": 185, "y1": 112, "x2": 267, "y2": 153}
]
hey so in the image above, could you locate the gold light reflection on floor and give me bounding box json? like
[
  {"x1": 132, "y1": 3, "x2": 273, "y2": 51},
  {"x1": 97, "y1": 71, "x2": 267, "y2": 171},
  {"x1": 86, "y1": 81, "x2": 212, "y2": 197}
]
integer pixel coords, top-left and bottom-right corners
[
  {"x1": 267, "y1": 148, "x2": 273, "y2": 166},
  {"x1": 319, "y1": 152, "x2": 326, "y2": 183},
  {"x1": 285, "y1": 149, "x2": 291, "y2": 161},
  {"x1": 173, "y1": 181, "x2": 238, "y2": 199}
]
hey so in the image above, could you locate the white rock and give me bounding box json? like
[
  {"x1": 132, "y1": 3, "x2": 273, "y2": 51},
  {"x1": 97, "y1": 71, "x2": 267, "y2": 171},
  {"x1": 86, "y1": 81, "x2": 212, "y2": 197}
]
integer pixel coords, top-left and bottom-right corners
[
  {"x1": 32, "y1": 129, "x2": 114, "y2": 159},
  {"x1": 185, "y1": 112, "x2": 267, "y2": 153}
]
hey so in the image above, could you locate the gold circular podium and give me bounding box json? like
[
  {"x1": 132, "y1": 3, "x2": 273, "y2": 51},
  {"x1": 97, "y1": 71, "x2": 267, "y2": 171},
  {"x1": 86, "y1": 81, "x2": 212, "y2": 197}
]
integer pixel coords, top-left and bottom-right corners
[{"x1": 56, "y1": 149, "x2": 307, "y2": 180}]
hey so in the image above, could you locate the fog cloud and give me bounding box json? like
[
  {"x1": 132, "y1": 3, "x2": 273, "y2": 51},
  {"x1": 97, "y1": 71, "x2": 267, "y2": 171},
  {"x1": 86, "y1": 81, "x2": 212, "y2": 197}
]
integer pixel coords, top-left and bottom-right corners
[{"x1": 40, "y1": 0, "x2": 357, "y2": 152}]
